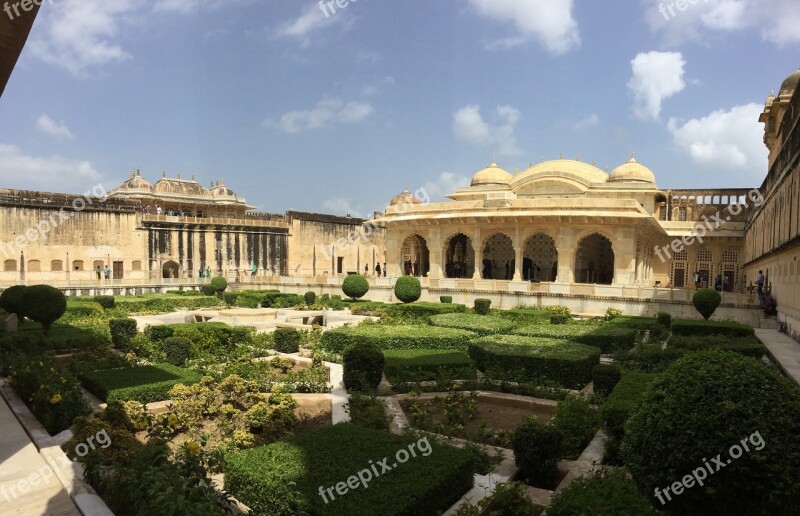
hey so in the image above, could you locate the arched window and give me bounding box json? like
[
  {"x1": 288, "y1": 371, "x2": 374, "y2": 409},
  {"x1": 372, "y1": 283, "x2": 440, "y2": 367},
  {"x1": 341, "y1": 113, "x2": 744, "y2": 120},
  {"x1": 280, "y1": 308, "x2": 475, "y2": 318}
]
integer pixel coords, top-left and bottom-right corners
[
  {"x1": 444, "y1": 233, "x2": 475, "y2": 278},
  {"x1": 523, "y1": 233, "x2": 558, "y2": 281},
  {"x1": 72, "y1": 260, "x2": 84, "y2": 271},
  {"x1": 3, "y1": 260, "x2": 17, "y2": 272},
  {"x1": 400, "y1": 235, "x2": 430, "y2": 276},
  {"x1": 27, "y1": 260, "x2": 41, "y2": 272},
  {"x1": 482, "y1": 233, "x2": 514, "y2": 280},
  {"x1": 51, "y1": 260, "x2": 63, "y2": 271},
  {"x1": 575, "y1": 234, "x2": 614, "y2": 285},
  {"x1": 131, "y1": 260, "x2": 142, "y2": 271}
]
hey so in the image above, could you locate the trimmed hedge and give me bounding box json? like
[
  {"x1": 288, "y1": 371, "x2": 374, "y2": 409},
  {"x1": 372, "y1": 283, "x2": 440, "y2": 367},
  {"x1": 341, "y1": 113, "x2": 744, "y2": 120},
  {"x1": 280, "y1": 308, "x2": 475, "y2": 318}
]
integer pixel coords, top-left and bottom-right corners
[
  {"x1": 600, "y1": 370, "x2": 659, "y2": 442},
  {"x1": 514, "y1": 324, "x2": 636, "y2": 354},
  {"x1": 262, "y1": 292, "x2": 304, "y2": 308},
  {"x1": 93, "y1": 295, "x2": 115, "y2": 309},
  {"x1": 512, "y1": 417, "x2": 562, "y2": 486},
  {"x1": 394, "y1": 276, "x2": 421, "y2": 303},
  {"x1": 80, "y1": 363, "x2": 201, "y2": 404},
  {"x1": 605, "y1": 316, "x2": 658, "y2": 330},
  {"x1": 671, "y1": 319, "x2": 754, "y2": 338},
  {"x1": 0, "y1": 285, "x2": 27, "y2": 318},
  {"x1": 65, "y1": 300, "x2": 105, "y2": 318},
  {"x1": 592, "y1": 364, "x2": 622, "y2": 397},
  {"x1": 113, "y1": 295, "x2": 222, "y2": 314},
  {"x1": 109, "y1": 318, "x2": 138, "y2": 349},
  {"x1": 304, "y1": 291, "x2": 316, "y2": 306},
  {"x1": 149, "y1": 323, "x2": 254, "y2": 357},
  {"x1": 223, "y1": 292, "x2": 239, "y2": 307},
  {"x1": 163, "y1": 337, "x2": 193, "y2": 366},
  {"x1": 550, "y1": 313, "x2": 569, "y2": 325},
  {"x1": 692, "y1": 287, "x2": 721, "y2": 320},
  {"x1": 383, "y1": 349, "x2": 477, "y2": 384},
  {"x1": 439, "y1": 295, "x2": 453, "y2": 304},
  {"x1": 342, "y1": 274, "x2": 370, "y2": 300},
  {"x1": 384, "y1": 302, "x2": 466, "y2": 320},
  {"x1": 343, "y1": 342, "x2": 384, "y2": 392},
  {"x1": 468, "y1": 335, "x2": 601, "y2": 389},
  {"x1": 474, "y1": 298, "x2": 491, "y2": 315},
  {"x1": 321, "y1": 325, "x2": 476, "y2": 353},
  {"x1": 547, "y1": 468, "x2": 658, "y2": 516},
  {"x1": 21, "y1": 285, "x2": 67, "y2": 333},
  {"x1": 669, "y1": 334, "x2": 765, "y2": 359},
  {"x1": 274, "y1": 328, "x2": 301, "y2": 354},
  {"x1": 224, "y1": 423, "x2": 477, "y2": 516},
  {"x1": 496, "y1": 308, "x2": 552, "y2": 325},
  {"x1": 428, "y1": 313, "x2": 516, "y2": 336}
]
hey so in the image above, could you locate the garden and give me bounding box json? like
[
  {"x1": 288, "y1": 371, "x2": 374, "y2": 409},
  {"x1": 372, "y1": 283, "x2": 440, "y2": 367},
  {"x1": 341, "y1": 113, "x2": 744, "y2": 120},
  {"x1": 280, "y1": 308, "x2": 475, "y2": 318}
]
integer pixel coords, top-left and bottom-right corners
[{"x1": 0, "y1": 280, "x2": 798, "y2": 515}]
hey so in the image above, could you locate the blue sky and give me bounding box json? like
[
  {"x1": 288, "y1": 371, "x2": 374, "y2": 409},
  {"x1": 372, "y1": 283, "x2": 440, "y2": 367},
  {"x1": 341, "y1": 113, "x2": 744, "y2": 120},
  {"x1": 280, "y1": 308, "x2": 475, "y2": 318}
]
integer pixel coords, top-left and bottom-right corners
[{"x1": 0, "y1": 0, "x2": 797, "y2": 217}]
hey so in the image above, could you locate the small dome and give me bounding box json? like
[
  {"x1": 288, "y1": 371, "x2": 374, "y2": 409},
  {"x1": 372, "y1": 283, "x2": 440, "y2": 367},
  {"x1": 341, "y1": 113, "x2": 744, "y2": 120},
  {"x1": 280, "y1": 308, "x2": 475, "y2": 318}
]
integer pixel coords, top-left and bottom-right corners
[
  {"x1": 211, "y1": 185, "x2": 236, "y2": 198},
  {"x1": 778, "y1": 69, "x2": 800, "y2": 99},
  {"x1": 608, "y1": 154, "x2": 656, "y2": 183},
  {"x1": 121, "y1": 172, "x2": 152, "y2": 191},
  {"x1": 515, "y1": 159, "x2": 609, "y2": 184},
  {"x1": 390, "y1": 188, "x2": 421, "y2": 206},
  {"x1": 470, "y1": 160, "x2": 513, "y2": 186}
]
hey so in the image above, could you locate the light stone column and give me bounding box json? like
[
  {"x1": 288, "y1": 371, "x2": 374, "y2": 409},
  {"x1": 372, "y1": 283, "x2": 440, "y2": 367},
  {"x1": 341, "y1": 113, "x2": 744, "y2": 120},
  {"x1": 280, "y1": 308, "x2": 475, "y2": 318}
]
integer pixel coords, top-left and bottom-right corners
[
  {"x1": 556, "y1": 228, "x2": 575, "y2": 284},
  {"x1": 512, "y1": 227, "x2": 523, "y2": 281},
  {"x1": 613, "y1": 227, "x2": 637, "y2": 286},
  {"x1": 427, "y1": 229, "x2": 443, "y2": 279},
  {"x1": 471, "y1": 228, "x2": 481, "y2": 281}
]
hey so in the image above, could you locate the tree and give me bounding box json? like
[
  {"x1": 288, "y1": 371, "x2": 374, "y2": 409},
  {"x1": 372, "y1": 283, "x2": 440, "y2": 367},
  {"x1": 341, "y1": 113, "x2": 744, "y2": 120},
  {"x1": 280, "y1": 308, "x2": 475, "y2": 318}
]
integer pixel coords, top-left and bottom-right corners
[
  {"x1": 342, "y1": 274, "x2": 369, "y2": 300},
  {"x1": 692, "y1": 288, "x2": 721, "y2": 320},
  {"x1": 20, "y1": 285, "x2": 66, "y2": 334},
  {"x1": 394, "y1": 276, "x2": 421, "y2": 303}
]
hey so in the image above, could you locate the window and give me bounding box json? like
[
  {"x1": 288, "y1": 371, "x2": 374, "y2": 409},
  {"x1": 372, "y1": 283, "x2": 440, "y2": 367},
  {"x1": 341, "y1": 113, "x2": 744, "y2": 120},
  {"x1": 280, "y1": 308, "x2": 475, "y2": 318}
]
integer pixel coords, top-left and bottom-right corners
[
  {"x1": 132, "y1": 260, "x2": 142, "y2": 271},
  {"x1": 337, "y1": 257, "x2": 344, "y2": 274},
  {"x1": 658, "y1": 205, "x2": 667, "y2": 221},
  {"x1": 51, "y1": 260, "x2": 63, "y2": 271},
  {"x1": 3, "y1": 260, "x2": 17, "y2": 272},
  {"x1": 72, "y1": 260, "x2": 84, "y2": 271},
  {"x1": 678, "y1": 206, "x2": 687, "y2": 221},
  {"x1": 27, "y1": 260, "x2": 41, "y2": 272}
]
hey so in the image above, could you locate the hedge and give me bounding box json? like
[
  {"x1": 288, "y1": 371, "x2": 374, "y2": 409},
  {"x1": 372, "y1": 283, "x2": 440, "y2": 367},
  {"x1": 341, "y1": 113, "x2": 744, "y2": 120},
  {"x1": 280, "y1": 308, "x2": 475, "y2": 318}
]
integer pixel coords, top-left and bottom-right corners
[
  {"x1": 669, "y1": 334, "x2": 765, "y2": 359},
  {"x1": 109, "y1": 318, "x2": 138, "y2": 349},
  {"x1": 262, "y1": 292, "x2": 304, "y2": 308},
  {"x1": 162, "y1": 323, "x2": 255, "y2": 356},
  {"x1": 383, "y1": 349, "x2": 477, "y2": 384},
  {"x1": 321, "y1": 325, "x2": 475, "y2": 353},
  {"x1": 592, "y1": 364, "x2": 622, "y2": 397},
  {"x1": 80, "y1": 363, "x2": 201, "y2": 404},
  {"x1": 468, "y1": 335, "x2": 601, "y2": 389},
  {"x1": 547, "y1": 468, "x2": 658, "y2": 516},
  {"x1": 112, "y1": 295, "x2": 222, "y2": 314},
  {"x1": 384, "y1": 302, "x2": 466, "y2": 320},
  {"x1": 496, "y1": 308, "x2": 552, "y2": 325},
  {"x1": 65, "y1": 300, "x2": 105, "y2": 318},
  {"x1": 604, "y1": 316, "x2": 658, "y2": 330},
  {"x1": 343, "y1": 342, "x2": 384, "y2": 392},
  {"x1": 473, "y1": 298, "x2": 491, "y2": 315},
  {"x1": 274, "y1": 327, "x2": 301, "y2": 354},
  {"x1": 600, "y1": 370, "x2": 659, "y2": 442},
  {"x1": 428, "y1": 313, "x2": 516, "y2": 336},
  {"x1": 1, "y1": 324, "x2": 110, "y2": 353},
  {"x1": 671, "y1": 319, "x2": 754, "y2": 338},
  {"x1": 93, "y1": 295, "x2": 115, "y2": 309},
  {"x1": 514, "y1": 324, "x2": 636, "y2": 354},
  {"x1": 224, "y1": 423, "x2": 477, "y2": 516}
]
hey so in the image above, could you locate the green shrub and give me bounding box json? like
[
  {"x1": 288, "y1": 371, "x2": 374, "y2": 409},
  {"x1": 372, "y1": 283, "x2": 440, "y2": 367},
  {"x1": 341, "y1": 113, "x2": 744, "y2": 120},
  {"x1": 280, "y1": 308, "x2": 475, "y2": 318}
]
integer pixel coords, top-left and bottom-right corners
[
  {"x1": 497, "y1": 307, "x2": 552, "y2": 325},
  {"x1": 429, "y1": 313, "x2": 516, "y2": 336},
  {"x1": 0, "y1": 285, "x2": 27, "y2": 319},
  {"x1": 612, "y1": 344, "x2": 685, "y2": 373},
  {"x1": 163, "y1": 337, "x2": 193, "y2": 366},
  {"x1": 474, "y1": 298, "x2": 491, "y2": 315},
  {"x1": 592, "y1": 363, "x2": 622, "y2": 397},
  {"x1": 439, "y1": 295, "x2": 453, "y2": 304},
  {"x1": 656, "y1": 311, "x2": 672, "y2": 329},
  {"x1": 93, "y1": 295, "x2": 115, "y2": 309},
  {"x1": 605, "y1": 316, "x2": 658, "y2": 330},
  {"x1": 304, "y1": 291, "x2": 316, "y2": 306},
  {"x1": 274, "y1": 328, "x2": 300, "y2": 354},
  {"x1": 223, "y1": 292, "x2": 238, "y2": 307},
  {"x1": 394, "y1": 276, "x2": 421, "y2": 303},
  {"x1": 20, "y1": 285, "x2": 66, "y2": 334},
  {"x1": 224, "y1": 423, "x2": 477, "y2": 516},
  {"x1": 200, "y1": 284, "x2": 216, "y2": 296},
  {"x1": 547, "y1": 468, "x2": 658, "y2": 515},
  {"x1": 669, "y1": 334, "x2": 766, "y2": 359},
  {"x1": 514, "y1": 324, "x2": 637, "y2": 354},
  {"x1": 548, "y1": 305, "x2": 571, "y2": 316},
  {"x1": 600, "y1": 370, "x2": 659, "y2": 464},
  {"x1": 210, "y1": 276, "x2": 228, "y2": 295},
  {"x1": 80, "y1": 364, "x2": 202, "y2": 404},
  {"x1": 468, "y1": 335, "x2": 600, "y2": 389},
  {"x1": 109, "y1": 318, "x2": 138, "y2": 349},
  {"x1": 321, "y1": 325, "x2": 476, "y2": 353},
  {"x1": 647, "y1": 323, "x2": 667, "y2": 343},
  {"x1": 671, "y1": 319, "x2": 754, "y2": 338},
  {"x1": 342, "y1": 274, "x2": 369, "y2": 300},
  {"x1": 384, "y1": 302, "x2": 466, "y2": 322},
  {"x1": 456, "y1": 481, "x2": 542, "y2": 515},
  {"x1": 65, "y1": 300, "x2": 105, "y2": 319},
  {"x1": 383, "y1": 349, "x2": 476, "y2": 384},
  {"x1": 261, "y1": 292, "x2": 304, "y2": 308},
  {"x1": 605, "y1": 307, "x2": 622, "y2": 320},
  {"x1": 168, "y1": 323, "x2": 254, "y2": 357},
  {"x1": 552, "y1": 395, "x2": 600, "y2": 458},
  {"x1": 342, "y1": 342, "x2": 385, "y2": 392},
  {"x1": 550, "y1": 313, "x2": 569, "y2": 325},
  {"x1": 145, "y1": 325, "x2": 175, "y2": 342},
  {"x1": 623, "y1": 351, "x2": 800, "y2": 514},
  {"x1": 345, "y1": 393, "x2": 393, "y2": 430},
  {"x1": 692, "y1": 288, "x2": 721, "y2": 320},
  {"x1": 512, "y1": 417, "x2": 562, "y2": 486}
]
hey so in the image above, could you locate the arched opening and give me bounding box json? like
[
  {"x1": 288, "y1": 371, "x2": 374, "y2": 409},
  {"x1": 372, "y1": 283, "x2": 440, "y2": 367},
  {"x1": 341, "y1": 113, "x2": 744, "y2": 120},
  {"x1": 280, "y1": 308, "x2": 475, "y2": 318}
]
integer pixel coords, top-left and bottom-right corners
[
  {"x1": 162, "y1": 260, "x2": 180, "y2": 279},
  {"x1": 482, "y1": 233, "x2": 515, "y2": 280},
  {"x1": 400, "y1": 234, "x2": 430, "y2": 276},
  {"x1": 27, "y1": 260, "x2": 41, "y2": 272},
  {"x1": 444, "y1": 233, "x2": 475, "y2": 278},
  {"x1": 695, "y1": 248, "x2": 713, "y2": 289},
  {"x1": 575, "y1": 233, "x2": 614, "y2": 285},
  {"x1": 523, "y1": 233, "x2": 558, "y2": 281}
]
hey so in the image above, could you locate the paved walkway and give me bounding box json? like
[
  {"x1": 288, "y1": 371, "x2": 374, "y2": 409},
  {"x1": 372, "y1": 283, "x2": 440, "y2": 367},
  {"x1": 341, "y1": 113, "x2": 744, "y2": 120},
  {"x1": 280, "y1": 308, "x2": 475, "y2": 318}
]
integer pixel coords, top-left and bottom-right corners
[
  {"x1": 756, "y1": 329, "x2": 800, "y2": 386},
  {"x1": 0, "y1": 394, "x2": 81, "y2": 516}
]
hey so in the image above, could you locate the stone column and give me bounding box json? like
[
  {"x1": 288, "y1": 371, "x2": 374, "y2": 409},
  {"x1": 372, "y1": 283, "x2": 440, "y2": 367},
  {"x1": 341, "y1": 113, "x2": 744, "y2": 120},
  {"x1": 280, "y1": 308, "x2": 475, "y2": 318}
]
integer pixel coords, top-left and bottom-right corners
[
  {"x1": 613, "y1": 227, "x2": 637, "y2": 286},
  {"x1": 512, "y1": 227, "x2": 523, "y2": 281},
  {"x1": 428, "y1": 228, "x2": 443, "y2": 279},
  {"x1": 471, "y1": 228, "x2": 481, "y2": 280},
  {"x1": 556, "y1": 228, "x2": 574, "y2": 283}
]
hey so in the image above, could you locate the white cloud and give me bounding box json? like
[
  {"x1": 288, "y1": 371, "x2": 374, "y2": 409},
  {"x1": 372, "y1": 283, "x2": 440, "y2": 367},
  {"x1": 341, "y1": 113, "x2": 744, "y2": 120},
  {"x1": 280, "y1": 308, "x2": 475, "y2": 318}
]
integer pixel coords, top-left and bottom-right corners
[
  {"x1": 627, "y1": 51, "x2": 686, "y2": 121},
  {"x1": 152, "y1": 0, "x2": 251, "y2": 13},
  {"x1": 667, "y1": 103, "x2": 767, "y2": 172},
  {"x1": 453, "y1": 104, "x2": 522, "y2": 156},
  {"x1": 422, "y1": 172, "x2": 471, "y2": 201},
  {"x1": 37, "y1": 115, "x2": 75, "y2": 140},
  {"x1": 469, "y1": 0, "x2": 580, "y2": 54},
  {"x1": 275, "y1": 3, "x2": 349, "y2": 46},
  {"x1": 0, "y1": 144, "x2": 103, "y2": 192},
  {"x1": 321, "y1": 198, "x2": 363, "y2": 219},
  {"x1": 265, "y1": 98, "x2": 373, "y2": 133},
  {"x1": 574, "y1": 114, "x2": 599, "y2": 130},
  {"x1": 362, "y1": 76, "x2": 395, "y2": 96}
]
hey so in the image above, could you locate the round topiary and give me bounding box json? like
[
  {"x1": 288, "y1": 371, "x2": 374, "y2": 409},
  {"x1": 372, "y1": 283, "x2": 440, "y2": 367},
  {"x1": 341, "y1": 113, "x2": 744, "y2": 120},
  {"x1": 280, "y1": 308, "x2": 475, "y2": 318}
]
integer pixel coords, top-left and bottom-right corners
[
  {"x1": 210, "y1": 276, "x2": 228, "y2": 295},
  {"x1": 93, "y1": 295, "x2": 115, "y2": 309},
  {"x1": 163, "y1": 336, "x2": 193, "y2": 366},
  {"x1": 439, "y1": 295, "x2": 453, "y2": 304},
  {"x1": 274, "y1": 328, "x2": 301, "y2": 354},
  {"x1": 0, "y1": 285, "x2": 27, "y2": 319},
  {"x1": 656, "y1": 311, "x2": 672, "y2": 329},
  {"x1": 512, "y1": 417, "x2": 563, "y2": 487},
  {"x1": 304, "y1": 291, "x2": 316, "y2": 306},
  {"x1": 592, "y1": 364, "x2": 621, "y2": 397},
  {"x1": 692, "y1": 288, "x2": 721, "y2": 320},
  {"x1": 342, "y1": 274, "x2": 369, "y2": 300},
  {"x1": 20, "y1": 285, "x2": 66, "y2": 334},
  {"x1": 200, "y1": 284, "x2": 216, "y2": 296},
  {"x1": 394, "y1": 276, "x2": 421, "y2": 303},
  {"x1": 623, "y1": 351, "x2": 800, "y2": 514},
  {"x1": 223, "y1": 292, "x2": 238, "y2": 307},
  {"x1": 474, "y1": 298, "x2": 491, "y2": 315},
  {"x1": 342, "y1": 342, "x2": 385, "y2": 392}
]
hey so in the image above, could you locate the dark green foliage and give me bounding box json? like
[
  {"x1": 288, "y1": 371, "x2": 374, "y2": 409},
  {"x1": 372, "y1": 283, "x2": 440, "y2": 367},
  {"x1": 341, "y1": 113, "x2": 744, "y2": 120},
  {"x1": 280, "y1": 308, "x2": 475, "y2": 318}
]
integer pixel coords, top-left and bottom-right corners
[
  {"x1": 168, "y1": 323, "x2": 254, "y2": 356},
  {"x1": 223, "y1": 292, "x2": 238, "y2": 307},
  {"x1": 497, "y1": 308, "x2": 552, "y2": 325},
  {"x1": 656, "y1": 311, "x2": 672, "y2": 329},
  {"x1": 145, "y1": 325, "x2": 175, "y2": 342},
  {"x1": 669, "y1": 334, "x2": 765, "y2": 359},
  {"x1": 552, "y1": 395, "x2": 600, "y2": 458},
  {"x1": 692, "y1": 288, "x2": 722, "y2": 320},
  {"x1": 605, "y1": 316, "x2": 658, "y2": 329},
  {"x1": 210, "y1": 275, "x2": 228, "y2": 294},
  {"x1": 384, "y1": 302, "x2": 466, "y2": 322},
  {"x1": 550, "y1": 313, "x2": 569, "y2": 325},
  {"x1": 109, "y1": 318, "x2": 138, "y2": 349},
  {"x1": 65, "y1": 300, "x2": 105, "y2": 319},
  {"x1": 20, "y1": 285, "x2": 66, "y2": 334},
  {"x1": 342, "y1": 274, "x2": 370, "y2": 300},
  {"x1": 670, "y1": 319, "x2": 754, "y2": 337},
  {"x1": 321, "y1": 325, "x2": 475, "y2": 353},
  {"x1": 612, "y1": 344, "x2": 685, "y2": 373},
  {"x1": 623, "y1": 351, "x2": 800, "y2": 514},
  {"x1": 600, "y1": 370, "x2": 659, "y2": 464},
  {"x1": 429, "y1": 313, "x2": 516, "y2": 336},
  {"x1": 383, "y1": 349, "x2": 476, "y2": 384},
  {"x1": 592, "y1": 363, "x2": 622, "y2": 397},
  {"x1": 80, "y1": 363, "x2": 202, "y2": 404},
  {"x1": 0, "y1": 285, "x2": 27, "y2": 318},
  {"x1": 647, "y1": 323, "x2": 667, "y2": 342},
  {"x1": 0, "y1": 324, "x2": 110, "y2": 353},
  {"x1": 200, "y1": 284, "x2": 217, "y2": 296},
  {"x1": 111, "y1": 295, "x2": 222, "y2": 314},
  {"x1": 514, "y1": 324, "x2": 637, "y2": 354},
  {"x1": 547, "y1": 468, "x2": 658, "y2": 516},
  {"x1": 468, "y1": 335, "x2": 600, "y2": 389},
  {"x1": 304, "y1": 291, "x2": 316, "y2": 306},
  {"x1": 474, "y1": 298, "x2": 491, "y2": 315},
  {"x1": 394, "y1": 276, "x2": 421, "y2": 303},
  {"x1": 93, "y1": 295, "x2": 115, "y2": 309},
  {"x1": 345, "y1": 393, "x2": 393, "y2": 430},
  {"x1": 439, "y1": 295, "x2": 453, "y2": 304},
  {"x1": 512, "y1": 417, "x2": 562, "y2": 486},
  {"x1": 262, "y1": 292, "x2": 304, "y2": 308},
  {"x1": 274, "y1": 327, "x2": 301, "y2": 353},
  {"x1": 342, "y1": 342, "x2": 385, "y2": 392},
  {"x1": 162, "y1": 337, "x2": 193, "y2": 366},
  {"x1": 458, "y1": 481, "x2": 543, "y2": 515}
]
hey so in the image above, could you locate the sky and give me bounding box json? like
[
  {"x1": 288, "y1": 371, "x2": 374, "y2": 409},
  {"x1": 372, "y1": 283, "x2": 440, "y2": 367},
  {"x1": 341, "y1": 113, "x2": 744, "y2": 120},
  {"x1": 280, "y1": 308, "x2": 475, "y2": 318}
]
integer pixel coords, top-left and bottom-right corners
[{"x1": 0, "y1": 0, "x2": 798, "y2": 217}]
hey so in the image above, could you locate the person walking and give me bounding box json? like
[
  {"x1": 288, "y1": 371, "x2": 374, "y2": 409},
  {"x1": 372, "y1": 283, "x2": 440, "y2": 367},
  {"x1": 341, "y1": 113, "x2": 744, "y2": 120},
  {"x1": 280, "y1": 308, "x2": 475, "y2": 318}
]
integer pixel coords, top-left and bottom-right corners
[
  {"x1": 104, "y1": 265, "x2": 111, "y2": 280},
  {"x1": 756, "y1": 270, "x2": 765, "y2": 297},
  {"x1": 206, "y1": 265, "x2": 211, "y2": 278},
  {"x1": 199, "y1": 267, "x2": 204, "y2": 278},
  {"x1": 375, "y1": 263, "x2": 381, "y2": 277},
  {"x1": 383, "y1": 263, "x2": 386, "y2": 277},
  {"x1": 364, "y1": 264, "x2": 369, "y2": 276},
  {"x1": 251, "y1": 263, "x2": 257, "y2": 276},
  {"x1": 95, "y1": 265, "x2": 101, "y2": 280}
]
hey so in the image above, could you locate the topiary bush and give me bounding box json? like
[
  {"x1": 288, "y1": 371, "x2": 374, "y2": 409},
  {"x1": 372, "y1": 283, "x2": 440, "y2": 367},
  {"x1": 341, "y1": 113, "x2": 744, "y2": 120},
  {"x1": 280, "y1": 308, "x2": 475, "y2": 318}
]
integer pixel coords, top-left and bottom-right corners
[
  {"x1": 656, "y1": 311, "x2": 672, "y2": 329},
  {"x1": 210, "y1": 276, "x2": 228, "y2": 296},
  {"x1": 692, "y1": 288, "x2": 721, "y2": 320},
  {"x1": 473, "y1": 298, "x2": 491, "y2": 315},
  {"x1": 93, "y1": 295, "x2": 115, "y2": 309},
  {"x1": 162, "y1": 336, "x2": 193, "y2": 366},
  {"x1": 592, "y1": 363, "x2": 622, "y2": 397},
  {"x1": 322, "y1": 325, "x2": 475, "y2": 353},
  {"x1": 274, "y1": 327, "x2": 300, "y2": 354},
  {"x1": 342, "y1": 342, "x2": 384, "y2": 393},
  {"x1": 200, "y1": 284, "x2": 216, "y2": 296},
  {"x1": 20, "y1": 285, "x2": 66, "y2": 334},
  {"x1": 144, "y1": 325, "x2": 174, "y2": 342},
  {"x1": 547, "y1": 468, "x2": 658, "y2": 515},
  {"x1": 550, "y1": 313, "x2": 570, "y2": 325},
  {"x1": 0, "y1": 285, "x2": 27, "y2": 320},
  {"x1": 623, "y1": 351, "x2": 800, "y2": 514},
  {"x1": 439, "y1": 295, "x2": 453, "y2": 304},
  {"x1": 394, "y1": 276, "x2": 421, "y2": 303},
  {"x1": 512, "y1": 417, "x2": 562, "y2": 486},
  {"x1": 429, "y1": 313, "x2": 516, "y2": 336},
  {"x1": 109, "y1": 318, "x2": 138, "y2": 349},
  {"x1": 223, "y1": 292, "x2": 238, "y2": 307},
  {"x1": 670, "y1": 319, "x2": 754, "y2": 338},
  {"x1": 342, "y1": 274, "x2": 370, "y2": 300},
  {"x1": 304, "y1": 291, "x2": 316, "y2": 306},
  {"x1": 551, "y1": 395, "x2": 600, "y2": 458}
]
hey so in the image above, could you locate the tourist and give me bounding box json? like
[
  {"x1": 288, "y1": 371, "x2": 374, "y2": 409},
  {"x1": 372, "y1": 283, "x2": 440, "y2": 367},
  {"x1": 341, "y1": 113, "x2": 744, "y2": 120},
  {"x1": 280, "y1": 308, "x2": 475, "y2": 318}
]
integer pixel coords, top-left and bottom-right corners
[
  {"x1": 756, "y1": 270, "x2": 765, "y2": 297},
  {"x1": 104, "y1": 265, "x2": 111, "y2": 280},
  {"x1": 694, "y1": 272, "x2": 699, "y2": 289},
  {"x1": 251, "y1": 263, "x2": 257, "y2": 276},
  {"x1": 715, "y1": 275, "x2": 723, "y2": 291},
  {"x1": 95, "y1": 265, "x2": 101, "y2": 280},
  {"x1": 383, "y1": 263, "x2": 386, "y2": 277},
  {"x1": 375, "y1": 263, "x2": 381, "y2": 277},
  {"x1": 156, "y1": 204, "x2": 162, "y2": 215},
  {"x1": 206, "y1": 265, "x2": 211, "y2": 278},
  {"x1": 199, "y1": 267, "x2": 204, "y2": 278},
  {"x1": 364, "y1": 264, "x2": 369, "y2": 276}
]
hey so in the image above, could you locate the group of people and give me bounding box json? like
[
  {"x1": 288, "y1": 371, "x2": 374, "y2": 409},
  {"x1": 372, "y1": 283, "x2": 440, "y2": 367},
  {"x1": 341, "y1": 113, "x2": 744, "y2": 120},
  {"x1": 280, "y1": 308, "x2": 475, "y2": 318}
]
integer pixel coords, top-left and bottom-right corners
[
  {"x1": 94, "y1": 265, "x2": 112, "y2": 280},
  {"x1": 403, "y1": 260, "x2": 420, "y2": 276},
  {"x1": 368, "y1": 263, "x2": 388, "y2": 277}
]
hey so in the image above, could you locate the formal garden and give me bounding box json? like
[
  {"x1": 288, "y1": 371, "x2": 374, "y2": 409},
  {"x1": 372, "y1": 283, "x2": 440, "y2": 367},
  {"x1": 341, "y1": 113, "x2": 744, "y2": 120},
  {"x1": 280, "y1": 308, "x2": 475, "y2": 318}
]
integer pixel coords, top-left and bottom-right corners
[{"x1": 1, "y1": 278, "x2": 799, "y2": 515}]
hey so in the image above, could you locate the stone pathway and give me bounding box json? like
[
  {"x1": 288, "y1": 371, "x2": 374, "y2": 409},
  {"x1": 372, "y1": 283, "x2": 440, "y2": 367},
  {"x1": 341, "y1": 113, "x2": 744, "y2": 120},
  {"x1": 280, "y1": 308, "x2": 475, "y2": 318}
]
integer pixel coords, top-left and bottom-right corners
[{"x1": 756, "y1": 329, "x2": 800, "y2": 386}]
